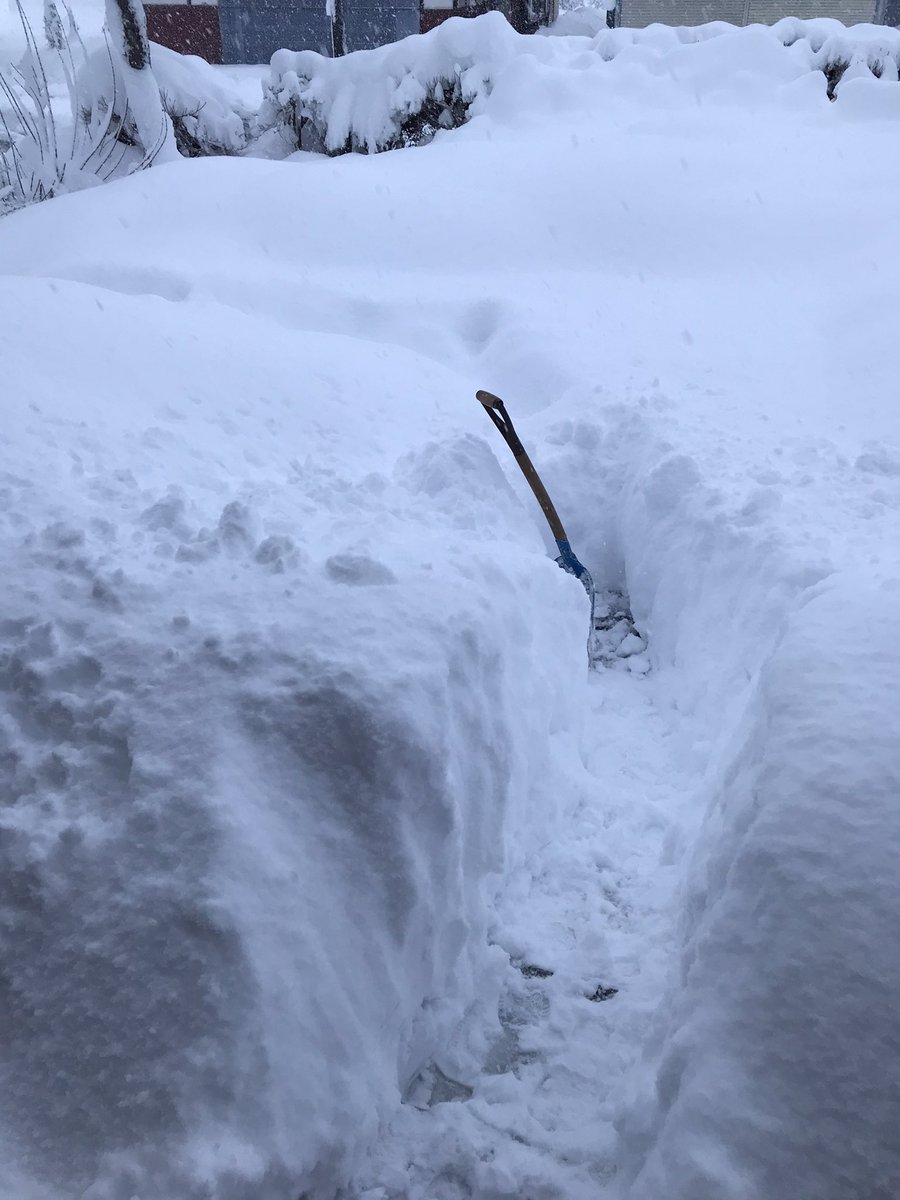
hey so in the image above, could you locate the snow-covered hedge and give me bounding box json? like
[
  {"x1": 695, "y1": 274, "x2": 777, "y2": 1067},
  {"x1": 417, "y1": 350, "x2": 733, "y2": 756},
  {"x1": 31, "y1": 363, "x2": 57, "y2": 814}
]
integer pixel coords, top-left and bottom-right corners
[
  {"x1": 583, "y1": 16, "x2": 900, "y2": 98},
  {"x1": 153, "y1": 43, "x2": 252, "y2": 157},
  {"x1": 261, "y1": 13, "x2": 900, "y2": 158},
  {"x1": 261, "y1": 13, "x2": 517, "y2": 155}
]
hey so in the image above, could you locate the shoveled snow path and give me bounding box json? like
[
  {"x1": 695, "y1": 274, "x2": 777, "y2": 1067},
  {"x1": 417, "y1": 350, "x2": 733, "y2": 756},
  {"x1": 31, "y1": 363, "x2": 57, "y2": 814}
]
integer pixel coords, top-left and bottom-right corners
[{"x1": 352, "y1": 668, "x2": 696, "y2": 1198}]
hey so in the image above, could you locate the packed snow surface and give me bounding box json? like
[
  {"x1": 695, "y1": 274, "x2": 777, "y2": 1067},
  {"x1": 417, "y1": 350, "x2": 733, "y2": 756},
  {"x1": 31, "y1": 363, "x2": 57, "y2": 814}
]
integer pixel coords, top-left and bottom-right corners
[{"x1": 2, "y1": 13, "x2": 900, "y2": 1200}]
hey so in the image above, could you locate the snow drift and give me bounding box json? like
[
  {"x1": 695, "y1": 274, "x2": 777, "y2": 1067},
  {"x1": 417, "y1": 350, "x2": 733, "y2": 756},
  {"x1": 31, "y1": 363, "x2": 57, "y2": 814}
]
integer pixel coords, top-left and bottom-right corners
[{"x1": 0, "y1": 172, "x2": 587, "y2": 1197}]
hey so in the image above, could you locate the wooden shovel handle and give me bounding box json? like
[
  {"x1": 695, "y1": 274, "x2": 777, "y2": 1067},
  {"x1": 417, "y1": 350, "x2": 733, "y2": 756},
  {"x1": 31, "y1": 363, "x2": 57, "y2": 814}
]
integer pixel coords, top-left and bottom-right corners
[{"x1": 476, "y1": 389, "x2": 569, "y2": 545}]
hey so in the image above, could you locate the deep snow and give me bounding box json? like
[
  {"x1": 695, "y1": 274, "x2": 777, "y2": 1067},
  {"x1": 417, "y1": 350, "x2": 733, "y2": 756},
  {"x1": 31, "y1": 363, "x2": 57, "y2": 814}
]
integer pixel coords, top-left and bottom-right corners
[{"x1": 2, "y1": 13, "x2": 900, "y2": 1200}]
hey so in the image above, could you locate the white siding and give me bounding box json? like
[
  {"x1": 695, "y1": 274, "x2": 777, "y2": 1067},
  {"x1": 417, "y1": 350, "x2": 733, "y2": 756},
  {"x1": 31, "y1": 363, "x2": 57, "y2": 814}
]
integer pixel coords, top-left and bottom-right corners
[
  {"x1": 620, "y1": 0, "x2": 877, "y2": 24},
  {"x1": 621, "y1": 0, "x2": 742, "y2": 23},
  {"x1": 747, "y1": 0, "x2": 875, "y2": 18}
]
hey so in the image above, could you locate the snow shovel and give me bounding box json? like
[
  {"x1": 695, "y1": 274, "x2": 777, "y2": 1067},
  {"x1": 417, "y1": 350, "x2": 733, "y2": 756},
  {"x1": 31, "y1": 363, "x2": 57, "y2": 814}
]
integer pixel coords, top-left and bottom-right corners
[
  {"x1": 476, "y1": 389, "x2": 594, "y2": 594},
  {"x1": 476, "y1": 389, "x2": 646, "y2": 669}
]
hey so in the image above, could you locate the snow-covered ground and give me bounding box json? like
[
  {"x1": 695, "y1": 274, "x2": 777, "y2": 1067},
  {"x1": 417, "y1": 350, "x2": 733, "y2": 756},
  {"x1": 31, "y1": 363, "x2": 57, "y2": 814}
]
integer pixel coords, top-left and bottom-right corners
[{"x1": 2, "y1": 13, "x2": 900, "y2": 1200}]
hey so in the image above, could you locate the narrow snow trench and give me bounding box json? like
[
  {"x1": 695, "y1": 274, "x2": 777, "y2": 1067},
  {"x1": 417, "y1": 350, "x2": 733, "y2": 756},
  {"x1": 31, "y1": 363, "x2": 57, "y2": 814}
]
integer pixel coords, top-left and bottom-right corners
[{"x1": 354, "y1": 665, "x2": 697, "y2": 1199}]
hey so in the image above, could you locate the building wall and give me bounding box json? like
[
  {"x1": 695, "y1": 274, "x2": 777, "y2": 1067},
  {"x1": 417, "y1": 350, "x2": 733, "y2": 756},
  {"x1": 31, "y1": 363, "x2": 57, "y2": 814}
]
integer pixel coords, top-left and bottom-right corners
[
  {"x1": 145, "y1": 2, "x2": 223, "y2": 62},
  {"x1": 217, "y1": 0, "x2": 333, "y2": 61},
  {"x1": 146, "y1": 0, "x2": 420, "y2": 63},
  {"x1": 342, "y1": 0, "x2": 421, "y2": 52},
  {"x1": 618, "y1": 0, "x2": 878, "y2": 25}
]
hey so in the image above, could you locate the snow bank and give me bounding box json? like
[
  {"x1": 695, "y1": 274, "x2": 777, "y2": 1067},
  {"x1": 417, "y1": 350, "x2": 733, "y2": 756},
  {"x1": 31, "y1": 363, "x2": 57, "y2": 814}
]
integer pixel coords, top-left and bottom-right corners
[
  {"x1": 0, "y1": 165, "x2": 587, "y2": 1198},
  {"x1": 620, "y1": 575, "x2": 900, "y2": 1199},
  {"x1": 516, "y1": 369, "x2": 900, "y2": 1197}
]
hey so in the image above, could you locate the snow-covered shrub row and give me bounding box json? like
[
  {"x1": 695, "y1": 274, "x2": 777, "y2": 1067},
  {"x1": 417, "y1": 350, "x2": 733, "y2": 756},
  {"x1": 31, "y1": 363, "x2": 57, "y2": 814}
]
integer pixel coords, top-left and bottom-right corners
[
  {"x1": 261, "y1": 13, "x2": 516, "y2": 155},
  {"x1": 581, "y1": 15, "x2": 900, "y2": 98},
  {"x1": 5, "y1": 8, "x2": 900, "y2": 206},
  {"x1": 262, "y1": 12, "x2": 900, "y2": 158}
]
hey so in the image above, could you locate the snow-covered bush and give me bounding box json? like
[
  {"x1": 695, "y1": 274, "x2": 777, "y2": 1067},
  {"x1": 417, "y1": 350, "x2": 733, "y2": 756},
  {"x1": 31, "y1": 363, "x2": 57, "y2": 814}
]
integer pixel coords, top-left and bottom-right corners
[
  {"x1": 1, "y1": 4, "x2": 253, "y2": 214},
  {"x1": 790, "y1": 18, "x2": 900, "y2": 96},
  {"x1": 578, "y1": 16, "x2": 900, "y2": 99},
  {"x1": 0, "y1": 0, "x2": 172, "y2": 216},
  {"x1": 153, "y1": 45, "x2": 252, "y2": 158},
  {"x1": 261, "y1": 12, "x2": 520, "y2": 155}
]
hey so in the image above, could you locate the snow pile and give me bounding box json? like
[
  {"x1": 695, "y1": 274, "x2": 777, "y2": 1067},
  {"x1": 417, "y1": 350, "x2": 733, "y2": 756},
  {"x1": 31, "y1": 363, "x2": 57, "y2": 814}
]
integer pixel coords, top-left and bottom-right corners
[
  {"x1": 0, "y1": 163, "x2": 588, "y2": 1198},
  {"x1": 621, "y1": 576, "x2": 900, "y2": 1199}
]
